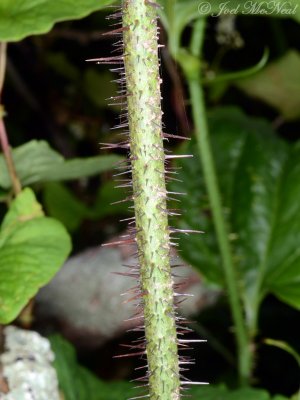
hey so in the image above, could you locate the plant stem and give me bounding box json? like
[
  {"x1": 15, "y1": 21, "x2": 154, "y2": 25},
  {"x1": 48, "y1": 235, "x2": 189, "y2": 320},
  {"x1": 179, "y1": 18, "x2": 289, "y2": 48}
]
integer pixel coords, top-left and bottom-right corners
[
  {"x1": 0, "y1": 42, "x2": 7, "y2": 96},
  {"x1": 0, "y1": 119, "x2": 21, "y2": 196},
  {"x1": 183, "y1": 19, "x2": 251, "y2": 384},
  {"x1": 122, "y1": 1, "x2": 181, "y2": 398},
  {"x1": 0, "y1": 42, "x2": 21, "y2": 196},
  {"x1": 188, "y1": 79, "x2": 251, "y2": 383}
]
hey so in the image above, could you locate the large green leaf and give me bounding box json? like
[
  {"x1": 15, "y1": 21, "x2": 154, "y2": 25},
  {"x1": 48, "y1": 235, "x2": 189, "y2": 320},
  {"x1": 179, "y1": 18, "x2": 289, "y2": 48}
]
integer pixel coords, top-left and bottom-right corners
[
  {"x1": 0, "y1": 140, "x2": 122, "y2": 190},
  {"x1": 0, "y1": 0, "x2": 115, "y2": 42},
  {"x1": 173, "y1": 107, "x2": 300, "y2": 314},
  {"x1": 43, "y1": 182, "x2": 90, "y2": 232},
  {"x1": 0, "y1": 188, "x2": 71, "y2": 323},
  {"x1": 50, "y1": 335, "x2": 138, "y2": 400},
  {"x1": 43, "y1": 181, "x2": 129, "y2": 232},
  {"x1": 236, "y1": 51, "x2": 300, "y2": 120}
]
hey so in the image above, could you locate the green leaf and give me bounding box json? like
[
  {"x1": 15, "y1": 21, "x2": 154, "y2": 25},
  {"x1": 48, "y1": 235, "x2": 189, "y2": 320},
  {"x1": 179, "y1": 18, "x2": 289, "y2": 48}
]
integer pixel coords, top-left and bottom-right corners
[
  {"x1": 0, "y1": 140, "x2": 123, "y2": 189},
  {"x1": 0, "y1": 188, "x2": 71, "y2": 323},
  {"x1": 50, "y1": 335, "x2": 137, "y2": 400},
  {"x1": 236, "y1": 51, "x2": 300, "y2": 120},
  {"x1": 43, "y1": 181, "x2": 129, "y2": 232},
  {"x1": 173, "y1": 107, "x2": 300, "y2": 313},
  {"x1": 190, "y1": 385, "x2": 228, "y2": 399},
  {"x1": 189, "y1": 385, "x2": 288, "y2": 400},
  {"x1": 0, "y1": 0, "x2": 116, "y2": 42},
  {"x1": 43, "y1": 182, "x2": 90, "y2": 232},
  {"x1": 1, "y1": 186, "x2": 44, "y2": 233},
  {"x1": 273, "y1": 397, "x2": 290, "y2": 400},
  {"x1": 93, "y1": 180, "x2": 130, "y2": 219},
  {"x1": 84, "y1": 69, "x2": 119, "y2": 110}
]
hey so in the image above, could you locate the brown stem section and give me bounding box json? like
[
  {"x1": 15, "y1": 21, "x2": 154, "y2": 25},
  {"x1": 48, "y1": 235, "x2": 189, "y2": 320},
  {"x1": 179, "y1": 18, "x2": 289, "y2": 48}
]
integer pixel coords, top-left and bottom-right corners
[
  {"x1": 0, "y1": 42, "x2": 21, "y2": 196},
  {"x1": 0, "y1": 42, "x2": 7, "y2": 96},
  {"x1": 0, "y1": 117, "x2": 21, "y2": 196}
]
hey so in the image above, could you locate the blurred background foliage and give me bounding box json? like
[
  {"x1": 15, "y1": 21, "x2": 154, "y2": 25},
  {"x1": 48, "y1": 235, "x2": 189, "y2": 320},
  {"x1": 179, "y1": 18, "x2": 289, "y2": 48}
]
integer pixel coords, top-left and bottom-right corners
[{"x1": 0, "y1": 0, "x2": 300, "y2": 399}]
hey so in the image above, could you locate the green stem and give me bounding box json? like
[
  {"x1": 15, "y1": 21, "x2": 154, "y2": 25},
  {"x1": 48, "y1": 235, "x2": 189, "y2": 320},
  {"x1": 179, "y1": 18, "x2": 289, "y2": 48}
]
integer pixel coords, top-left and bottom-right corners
[
  {"x1": 189, "y1": 79, "x2": 251, "y2": 384},
  {"x1": 181, "y1": 18, "x2": 252, "y2": 385},
  {"x1": 122, "y1": 1, "x2": 180, "y2": 398},
  {"x1": 202, "y1": 47, "x2": 269, "y2": 85},
  {"x1": 0, "y1": 42, "x2": 21, "y2": 196}
]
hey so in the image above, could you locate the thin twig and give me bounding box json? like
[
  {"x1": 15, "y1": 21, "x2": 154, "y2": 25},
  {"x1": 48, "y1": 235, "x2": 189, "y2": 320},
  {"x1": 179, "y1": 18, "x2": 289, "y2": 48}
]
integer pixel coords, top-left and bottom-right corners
[
  {"x1": 0, "y1": 42, "x2": 7, "y2": 100},
  {"x1": 0, "y1": 42, "x2": 22, "y2": 196}
]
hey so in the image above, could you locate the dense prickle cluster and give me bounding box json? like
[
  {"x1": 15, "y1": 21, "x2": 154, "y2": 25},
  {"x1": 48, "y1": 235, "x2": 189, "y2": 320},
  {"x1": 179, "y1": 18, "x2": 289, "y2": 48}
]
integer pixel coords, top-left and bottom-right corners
[{"x1": 87, "y1": 1, "x2": 206, "y2": 399}]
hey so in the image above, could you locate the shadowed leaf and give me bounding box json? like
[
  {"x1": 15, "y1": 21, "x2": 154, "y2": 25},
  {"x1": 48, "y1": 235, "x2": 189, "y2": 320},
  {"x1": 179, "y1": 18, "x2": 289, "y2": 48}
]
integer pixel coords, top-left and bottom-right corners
[
  {"x1": 236, "y1": 51, "x2": 300, "y2": 120},
  {"x1": 173, "y1": 107, "x2": 300, "y2": 313}
]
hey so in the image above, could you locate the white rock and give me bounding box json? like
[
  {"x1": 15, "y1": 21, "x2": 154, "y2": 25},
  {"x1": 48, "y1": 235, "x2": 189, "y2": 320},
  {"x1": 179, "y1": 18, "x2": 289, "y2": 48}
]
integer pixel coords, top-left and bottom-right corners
[{"x1": 0, "y1": 326, "x2": 60, "y2": 400}]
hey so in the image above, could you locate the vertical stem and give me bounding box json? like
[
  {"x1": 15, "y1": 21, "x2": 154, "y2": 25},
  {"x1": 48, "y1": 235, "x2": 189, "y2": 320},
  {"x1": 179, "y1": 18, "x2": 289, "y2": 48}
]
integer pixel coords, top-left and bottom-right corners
[
  {"x1": 122, "y1": 1, "x2": 180, "y2": 399},
  {"x1": 0, "y1": 42, "x2": 7, "y2": 96},
  {"x1": 184, "y1": 19, "x2": 252, "y2": 384},
  {"x1": 0, "y1": 42, "x2": 21, "y2": 196},
  {"x1": 0, "y1": 119, "x2": 21, "y2": 195}
]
